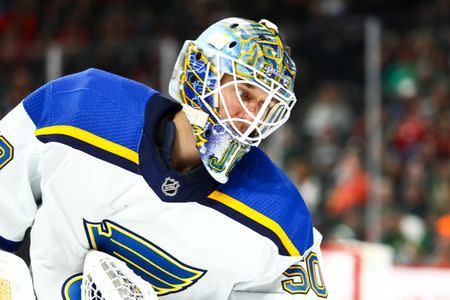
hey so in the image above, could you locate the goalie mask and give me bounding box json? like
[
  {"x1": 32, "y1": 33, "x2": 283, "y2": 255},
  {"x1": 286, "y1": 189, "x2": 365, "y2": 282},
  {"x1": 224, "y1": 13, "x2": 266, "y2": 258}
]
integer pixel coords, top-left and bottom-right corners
[{"x1": 169, "y1": 17, "x2": 297, "y2": 183}]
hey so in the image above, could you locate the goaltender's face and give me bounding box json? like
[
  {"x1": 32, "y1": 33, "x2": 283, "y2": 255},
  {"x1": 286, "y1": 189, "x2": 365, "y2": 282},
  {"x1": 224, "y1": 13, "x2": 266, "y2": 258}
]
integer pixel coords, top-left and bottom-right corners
[{"x1": 218, "y1": 74, "x2": 274, "y2": 134}]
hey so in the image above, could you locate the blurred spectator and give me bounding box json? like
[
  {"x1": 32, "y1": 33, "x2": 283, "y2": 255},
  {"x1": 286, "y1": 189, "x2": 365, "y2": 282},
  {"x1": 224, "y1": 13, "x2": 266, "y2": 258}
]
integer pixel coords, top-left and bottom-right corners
[
  {"x1": 326, "y1": 150, "x2": 369, "y2": 217},
  {"x1": 310, "y1": 128, "x2": 341, "y2": 175},
  {"x1": 309, "y1": 0, "x2": 348, "y2": 17},
  {"x1": 1, "y1": 67, "x2": 34, "y2": 116},
  {"x1": 398, "y1": 214, "x2": 427, "y2": 262},
  {"x1": 429, "y1": 111, "x2": 450, "y2": 158},
  {"x1": 381, "y1": 209, "x2": 407, "y2": 262},
  {"x1": 57, "y1": 14, "x2": 90, "y2": 55},
  {"x1": 383, "y1": 40, "x2": 418, "y2": 99},
  {"x1": 287, "y1": 157, "x2": 322, "y2": 214},
  {"x1": 304, "y1": 82, "x2": 353, "y2": 140},
  {"x1": 421, "y1": 80, "x2": 449, "y2": 121},
  {"x1": 433, "y1": 215, "x2": 450, "y2": 267},
  {"x1": 392, "y1": 99, "x2": 428, "y2": 158},
  {"x1": 0, "y1": 1, "x2": 38, "y2": 64},
  {"x1": 328, "y1": 207, "x2": 364, "y2": 240},
  {"x1": 429, "y1": 159, "x2": 450, "y2": 215}
]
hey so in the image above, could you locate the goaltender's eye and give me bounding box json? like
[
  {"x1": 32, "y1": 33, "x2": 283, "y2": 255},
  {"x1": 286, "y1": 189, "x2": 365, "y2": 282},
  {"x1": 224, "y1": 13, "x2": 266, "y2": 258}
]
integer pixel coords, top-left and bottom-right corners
[{"x1": 238, "y1": 88, "x2": 251, "y2": 102}]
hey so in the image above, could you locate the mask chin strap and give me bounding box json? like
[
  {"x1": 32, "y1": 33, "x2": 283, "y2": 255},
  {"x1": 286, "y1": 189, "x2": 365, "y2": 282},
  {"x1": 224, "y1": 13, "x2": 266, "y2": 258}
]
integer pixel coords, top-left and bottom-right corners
[{"x1": 181, "y1": 103, "x2": 209, "y2": 129}]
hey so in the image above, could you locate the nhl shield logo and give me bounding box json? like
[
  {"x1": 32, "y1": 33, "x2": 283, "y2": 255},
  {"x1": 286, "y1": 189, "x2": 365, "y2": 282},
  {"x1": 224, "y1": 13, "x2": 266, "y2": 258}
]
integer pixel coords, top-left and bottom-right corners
[{"x1": 161, "y1": 177, "x2": 180, "y2": 196}]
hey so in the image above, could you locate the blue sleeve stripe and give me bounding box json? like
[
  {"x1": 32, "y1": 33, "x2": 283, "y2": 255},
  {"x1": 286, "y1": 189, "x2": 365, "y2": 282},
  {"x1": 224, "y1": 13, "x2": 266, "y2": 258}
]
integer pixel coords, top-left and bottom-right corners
[
  {"x1": 207, "y1": 191, "x2": 301, "y2": 256},
  {"x1": 35, "y1": 125, "x2": 139, "y2": 164},
  {"x1": 0, "y1": 235, "x2": 22, "y2": 252}
]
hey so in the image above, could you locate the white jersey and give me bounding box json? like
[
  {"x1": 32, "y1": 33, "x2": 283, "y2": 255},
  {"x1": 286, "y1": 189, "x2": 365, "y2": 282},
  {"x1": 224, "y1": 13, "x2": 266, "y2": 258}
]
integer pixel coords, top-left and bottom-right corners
[{"x1": 0, "y1": 69, "x2": 328, "y2": 300}]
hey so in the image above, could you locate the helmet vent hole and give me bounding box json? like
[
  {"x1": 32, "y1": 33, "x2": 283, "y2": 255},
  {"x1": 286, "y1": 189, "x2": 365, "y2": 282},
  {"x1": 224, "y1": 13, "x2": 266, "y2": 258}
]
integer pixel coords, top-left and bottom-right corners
[
  {"x1": 195, "y1": 52, "x2": 202, "y2": 60},
  {"x1": 229, "y1": 41, "x2": 237, "y2": 48},
  {"x1": 230, "y1": 23, "x2": 239, "y2": 29},
  {"x1": 189, "y1": 74, "x2": 196, "y2": 83}
]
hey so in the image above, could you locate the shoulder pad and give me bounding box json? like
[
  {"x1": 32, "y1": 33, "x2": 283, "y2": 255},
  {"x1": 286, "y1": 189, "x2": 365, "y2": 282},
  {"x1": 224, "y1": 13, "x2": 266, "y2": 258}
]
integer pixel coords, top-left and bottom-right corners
[{"x1": 23, "y1": 68, "x2": 158, "y2": 173}]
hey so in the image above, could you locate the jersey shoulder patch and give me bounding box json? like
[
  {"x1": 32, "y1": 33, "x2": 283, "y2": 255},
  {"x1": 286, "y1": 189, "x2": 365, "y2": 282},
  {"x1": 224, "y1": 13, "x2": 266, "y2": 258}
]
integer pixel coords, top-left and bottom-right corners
[
  {"x1": 22, "y1": 68, "x2": 158, "y2": 173},
  {"x1": 203, "y1": 147, "x2": 313, "y2": 257},
  {"x1": 0, "y1": 135, "x2": 14, "y2": 171}
]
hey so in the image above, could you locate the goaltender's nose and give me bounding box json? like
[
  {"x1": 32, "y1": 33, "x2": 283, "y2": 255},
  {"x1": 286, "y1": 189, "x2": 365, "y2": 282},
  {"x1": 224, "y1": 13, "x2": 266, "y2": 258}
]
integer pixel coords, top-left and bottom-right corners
[{"x1": 235, "y1": 101, "x2": 258, "y2": 133}]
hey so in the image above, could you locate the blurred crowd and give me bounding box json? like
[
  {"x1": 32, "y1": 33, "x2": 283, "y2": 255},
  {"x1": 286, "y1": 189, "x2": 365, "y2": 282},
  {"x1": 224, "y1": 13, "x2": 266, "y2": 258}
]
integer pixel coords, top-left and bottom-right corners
[
  {"x1": 1, "y1": 0, "x2": 449, "y2": 266},
  {"x1": 284, "y1": 3, "x2": 450, "y2": 266}
]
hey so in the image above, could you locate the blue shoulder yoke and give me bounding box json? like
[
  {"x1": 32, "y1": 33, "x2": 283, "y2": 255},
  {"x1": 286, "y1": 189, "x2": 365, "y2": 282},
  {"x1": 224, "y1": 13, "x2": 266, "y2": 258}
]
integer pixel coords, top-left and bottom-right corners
[
  {"x1": 202, "y1": 147, "x2": 314, "y2": 257},
  {"x1": 23, "y1": 68, "x2": 157, "y2": 173}
]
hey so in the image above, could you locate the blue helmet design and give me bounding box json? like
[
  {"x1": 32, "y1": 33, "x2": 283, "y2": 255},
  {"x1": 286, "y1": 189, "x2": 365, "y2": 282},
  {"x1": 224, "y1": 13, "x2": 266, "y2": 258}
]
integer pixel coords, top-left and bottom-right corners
[{"x1": 169, "y1": 17, "x2": 297, "y2": 183}]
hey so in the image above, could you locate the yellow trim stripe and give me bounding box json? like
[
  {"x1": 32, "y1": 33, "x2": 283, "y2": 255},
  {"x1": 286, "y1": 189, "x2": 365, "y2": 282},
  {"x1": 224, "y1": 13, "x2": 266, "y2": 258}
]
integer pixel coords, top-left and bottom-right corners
[
  {"x1": 35, "y1": 125, "x2": 139, "y2": 164},
  {"x1": 63, "y1": 275, "x2": 83, "y2": 300},
  {"x1": 208, "y1": 191, "x2": 300, "y2": 256}
]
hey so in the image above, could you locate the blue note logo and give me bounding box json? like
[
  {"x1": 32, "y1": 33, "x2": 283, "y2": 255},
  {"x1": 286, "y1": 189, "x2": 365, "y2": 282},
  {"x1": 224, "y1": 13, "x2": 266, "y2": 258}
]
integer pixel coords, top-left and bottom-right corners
[
  {"x1": 0, "y1": 136, "x2": 13, "y2": 171},
  {"x1": 62, "y1": 220, "x2": 206, "y2": 299}
]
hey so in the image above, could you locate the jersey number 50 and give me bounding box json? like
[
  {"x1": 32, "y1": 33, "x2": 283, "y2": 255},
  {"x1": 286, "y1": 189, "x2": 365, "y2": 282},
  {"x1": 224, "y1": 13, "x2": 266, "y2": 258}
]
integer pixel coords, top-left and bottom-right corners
[{"x1": 282, "y1": 252, "x2": 328, "y2": 298}]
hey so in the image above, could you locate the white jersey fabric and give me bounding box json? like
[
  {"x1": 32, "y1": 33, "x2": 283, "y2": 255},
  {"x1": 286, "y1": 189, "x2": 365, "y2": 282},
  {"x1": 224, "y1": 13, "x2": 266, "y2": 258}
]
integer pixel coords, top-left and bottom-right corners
[{"x1": 0, "y1": 69, "x2": 328, "y2": 299}]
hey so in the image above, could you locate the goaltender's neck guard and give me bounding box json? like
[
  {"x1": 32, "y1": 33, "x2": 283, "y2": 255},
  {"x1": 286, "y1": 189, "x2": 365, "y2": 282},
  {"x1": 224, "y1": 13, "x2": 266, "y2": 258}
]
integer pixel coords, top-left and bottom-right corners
[{"x1": 138, "y1": 94, "x2": 219, "y2": 203}]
